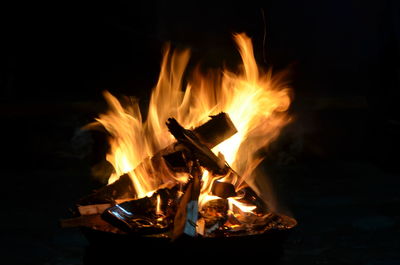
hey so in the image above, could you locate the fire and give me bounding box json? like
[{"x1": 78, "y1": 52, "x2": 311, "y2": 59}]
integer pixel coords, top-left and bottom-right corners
[
  {"x1": 228, "y1": 197, "x2": 257, "y2": 213},
  {"x1": 92, "y1": 33, "x2": 291, "y2": 215},
  {"x1": 156, "y1": 194, "x2": 162, "y2": 215}
]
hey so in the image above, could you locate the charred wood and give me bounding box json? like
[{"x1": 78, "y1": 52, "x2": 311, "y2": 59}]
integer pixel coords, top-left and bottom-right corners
[
  {"x1": 166, "y1": 117, "x2": 228, "y2": 175},
  {"x1": 78, "y1": 113, "x2": 237, "y2": 205},
  {"x1": 78, "y1": 203, "x2": 113, "y2": 216},
  {"x1": 162, "y1": 150, "x2": 188, "y2": 172},
  {"x1": 192, "y1": 112, "x2": 237, "y2": 148},
  {"x1": 237, "y1": 187, "x2": 269, "y2": 214},
  {"x1": 101, "y1": 185, "x2": 180, "y2": 234},
  {"x1": 172, "y1": 162, "x2": 202, "y2": 239},
  {"x1": 211, "y1": 181, "x2": 236, "y2": 199},
  {"x1": 199, "y1": 198, "x2": 229, "y2": 235},
  {"x1": 77, "y1": 173, "x2": 135, "y2": 205},
  {"x1": 77, "y1": 199, "x2": 131, "y2": 215},
  {"x1": 163, "y1": 112, "x2": 237, "y2": 173}
]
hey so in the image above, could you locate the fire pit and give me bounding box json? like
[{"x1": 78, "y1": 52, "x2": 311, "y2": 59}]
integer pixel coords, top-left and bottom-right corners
[
  {"x1": 61, "y1": 33, "x2": 296, "y2": 261},
  {"x1": 81, "y1": 226, "x2": 293, "y2": 264}
]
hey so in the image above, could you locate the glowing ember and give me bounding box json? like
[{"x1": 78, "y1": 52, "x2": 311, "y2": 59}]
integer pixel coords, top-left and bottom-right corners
[{"x1": 83, "y1": 33, "x2": 294, "y2": 237}]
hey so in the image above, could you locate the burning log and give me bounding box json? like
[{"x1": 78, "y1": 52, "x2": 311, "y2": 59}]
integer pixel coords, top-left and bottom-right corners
[
  {"x1": 162, "y1": 150, "x2": 188, "y2": 172},
  {"x1": 199, "y1": 198, "x2": 229, "y2": 236},
  {"x1": 77, "y1": 173, "x2": 134, "y2": 205},
  {"x1": 192, "y1": 113, "x2": 237, "y2": 149},
  {"x1": 74, "y1": 112, "x2": 280, "y2": 238},
  {"x1": 77, "y1": 199, "x2": 129, "y2": 215},
  {"x1": 236, "y1": 187, "x2": 269, "y2": 214},
  {"x1": 61, "y1": 33, "x2": 299, "y2": 245},
  {"x1": 172, "y1": 162, "x2": 202, "y2": 239},
  {"x1": 166, "y1": 117, "x2": 228, "y2": 175},
  {"x1": 78, "y1": 204, "x2": 113, "y2": 216},
  {"x1": 78, "y1": 113, "x2": 236, "y2": 204},
  {"x1": 86, "y1": 114, "x2": 269, "y2": 238},
  {"x1": 101, "y1": 185, "x2": 180, "y2": 234},
  {"x1": 211, "y1": 181, "x2": 237, "y2": 199},
  {"x1": 162, "y1": 112, "x2": 236, "y2": 174}
]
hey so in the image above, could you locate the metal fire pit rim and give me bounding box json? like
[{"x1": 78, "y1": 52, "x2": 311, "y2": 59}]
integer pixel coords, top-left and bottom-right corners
[{"x1": 80, "y1": 215, "x2": 297, "y2": 246}]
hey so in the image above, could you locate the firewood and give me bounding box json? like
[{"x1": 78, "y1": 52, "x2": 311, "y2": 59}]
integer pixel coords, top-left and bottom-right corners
[
  {"x1": 166, "y1": 117, "x2": 229, "y2": 175},
  {"x1": 78, "y1": 113, "x2": 237, "y2": 204},
  {"x1": 102, "y1": 197, "x2": 159, "y2": 234},
  {"x1": 211, "y1": 181, "x2": 237, "y2": 199},
  {"x1": 77, "y1": 173, "x2": 135, "y2": 205},
  {"x1": 237, "y1": 187, "x2": 269, "y2": 214},
  {"x1": 128, "y1": 113, "x2": 236, "y2": 172},
  {"x1": 78, "y1": 203, "x2": 112, "y2": 215},
  {"x1": 101, "y1": 185, "x2": 179, "y2": 234},
  {"x1": 172, "y1": 163, "x2": 202, "y2": 239},
  {"x1": 193, "y1": 112, "x2": 237, "y2": 148},
  {"x1": 162, "y1": 112, "x2": 237, "y2": 172},
  {"x1": 77, "y1": 199, "x2": 130, "y2": 215},
  {"x1": 196, "y1": 218, "x2": 206, "y2": 236},
  {"x1": 200, "y1": 198, "x2": 229, "y2": 235},
  {"x1": 162, "y1": 150, "x2": 188, "y2": 172}
]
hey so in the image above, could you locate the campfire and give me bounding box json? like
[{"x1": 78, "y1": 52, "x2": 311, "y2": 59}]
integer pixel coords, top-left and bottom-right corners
[{"x1": 62, "y1": 33, "x2": 297, "y2": 240}]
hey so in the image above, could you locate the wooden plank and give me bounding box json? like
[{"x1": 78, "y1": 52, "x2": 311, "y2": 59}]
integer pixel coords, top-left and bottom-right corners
[
  {"x1": 77, "y1": 199, "x2": 132, "y2": 215},
  {"x1": 60, "y1": 214, "x2": 107, "y2": 228},
  {"x1": 77, "y1": 173, "x2": 135, "y2": 205},
  {"x1": 78, "y1": 204, "x2": 112, "y2": 215},
  {"x1": 166, "y1": 117, "x2": 229, "y2": 175}
]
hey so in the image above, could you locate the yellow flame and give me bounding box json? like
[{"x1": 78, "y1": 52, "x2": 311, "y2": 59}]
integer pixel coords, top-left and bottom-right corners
[
  {"x1": 93, "y1": 33, "x2": 291, "y2": 204},
  {"x1": 228, "y1": 197, "x2": 257, "y2": 213},
  {"x1": 198, "y1": 170, "x2": 222, "y2": 207},
  {"x1": 156, "y1": 194, "x2": 162, "y2": 215}
]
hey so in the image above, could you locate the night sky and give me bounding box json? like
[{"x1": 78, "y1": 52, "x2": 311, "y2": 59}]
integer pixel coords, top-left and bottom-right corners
[{"x1": 3, "y1": 1, "x2": 398, "y2": 103}]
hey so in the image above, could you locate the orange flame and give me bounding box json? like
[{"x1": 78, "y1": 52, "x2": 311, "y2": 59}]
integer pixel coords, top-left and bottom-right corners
[
  {"x1": 93, "y1": 33, "x2": 291, "y2": 210},
  {"x1": 156, "y1": 194, "x2": 162, "y2": 215}
]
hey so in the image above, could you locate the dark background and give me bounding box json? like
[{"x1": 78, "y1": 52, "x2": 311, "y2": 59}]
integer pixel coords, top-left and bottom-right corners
[{"x1": 1, "y1": 1, "x2": 399, "y2": 264}]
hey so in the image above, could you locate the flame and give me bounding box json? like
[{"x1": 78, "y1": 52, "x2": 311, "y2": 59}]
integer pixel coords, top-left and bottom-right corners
[
  {"x1": 93, "y1": 33, "x2": 291, "y2": 210},
  {"x1": 156, "y1": 194, "x2": 162, "y2": 215},
  {"x1": 228, "y1": 197, "x2": 257, "y2": 213}
]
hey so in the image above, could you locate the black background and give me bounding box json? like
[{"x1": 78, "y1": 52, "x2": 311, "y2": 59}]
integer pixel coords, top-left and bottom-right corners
[{"x1": 1, "y1": 1, "x2": 399, "y2": 264}]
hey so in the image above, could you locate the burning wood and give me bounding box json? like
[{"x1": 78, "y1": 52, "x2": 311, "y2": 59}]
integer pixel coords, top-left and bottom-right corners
[
  {"x1": 61, "y1": 33, "x2": 297, "y2": 240},
  {"x1": 78, "y1": 113, "x2": 236, "y2": 205},
  {"x1": 166, "y1": 117, "x2": 228, "y2": 175},
  {"x1": 172, "y1": 171, "x2": 201, "y2": 239},
  {"x1": 102, "y1": 185, "x2": 180, "y2": 234},
  {"x1": 77, "y1": 173, "x2": 134, "y2": 205},
  {"x1": 211, "y1": 181, "x2": 236, "y2": 199},
  {"x1": 199, "y1": 198, "x2": 229, "y2": 236},
  {"x1": 64, "y1": 115, "x2": 295, "y2": 238}
]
